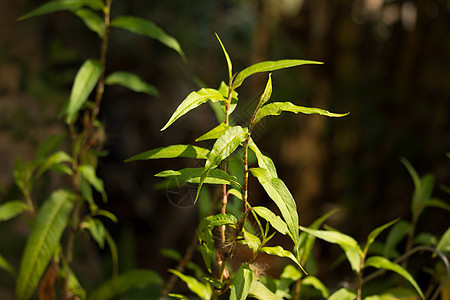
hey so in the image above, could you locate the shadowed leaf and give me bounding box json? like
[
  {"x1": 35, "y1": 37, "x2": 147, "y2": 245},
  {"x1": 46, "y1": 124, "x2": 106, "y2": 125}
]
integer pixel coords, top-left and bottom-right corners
[
  {"x1": 105, "y1": 71, "x2": 158, "y2": 96},
  {"x1": 74, "y1": 8, "x2": 104, "y2": 37},
  {"x1": 18, "y1": 0, "x2": 104, "y2": 21}
]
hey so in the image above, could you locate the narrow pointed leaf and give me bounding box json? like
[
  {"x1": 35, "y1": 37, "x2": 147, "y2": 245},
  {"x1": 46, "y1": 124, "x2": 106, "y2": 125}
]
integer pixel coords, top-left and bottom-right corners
[
  {"x1": 0, "y1": 253, "x2": 15, "y2": 275},
  {"x1": 36, "y1": 151, "x2": 73, "y2": 177},
  {"x1": 196, "y1": 123, "x2": 230, "y2": 142},
  {"x1": 250, "y1": 168, "x2": 299, "y2": 247},
  {"x1": 364, "y1": 256, "x2": 424, "y2": 299},
  {"x1": 105, "y1": 71, "x2": 158, "y2": 96},
  {"x1": 196, "y1": 126, "x2": 247, "y2": 201},
  {"x1": 252, "y1": 206, "x2": 288, "y2": 235},
  {"x1": 300, "y1": 226, "x2": 362, "y2": 273},
  {"x1": 216, "y1": 34, "x2": 232, "y2": 81},
  {"x1": 79, "y1": 165, "x2": 104, "y2": 197},
  {"x1": 65, "y1": 59, "x2": 102, "y2": 124},
  {"x1": 255, "y1": 101, "x2": 349, "y2": 125},
  {"x1": 328, "y1": 288, "x2": 356, "y2": 300},
  {"x1": 260, "y1": 246, "x2": 306, "y2": 273},
  {"x1": 18, "y1": 0, "x2": 104, "y2": 21},
  {"x1": 0, "y1": 201, "x2": 29, "y2": 222},
  {"x1": 74, "y1": 8, "x2": 104, "y2": 37},
  {"x1": 365, "y1": 219, "x2": 399, "y2": 253},
  {"x1": 249, "y1": 280, "x2": 283, "y2": 300},
  {"x1": 232, "y1": 59, "x2": 322, "y2": 89},
  {"x1": 383, "y1": 220, "x2": 413, "y2": 259},
  {"x1": 161, "y1": 88, "x2": 225, "y2": 131},
  {"x1": 156, "y1": 168, "x2": 241, "y2": 188},
  {"x1": 436, "y1": 227, "x2": 450, "y2": 253},
  {"x1": 169, "y1": 269, "x2": 212, "y2": 300},
  {"x1": 88, "y1": 269, "x2": 162, "y2": 300},
  {"x1": 248, "y1": 139, "x2": 277, "y2": 178},
  {"x1": 111, "y1": 16, "x2": 185, "y2": 60},
  {"x1": 218, "y1": 81, "x2": 238, "y2": 115},
  {"x1": 230, "y1": 265, "x2": 253, "y2": 300},
  {"x1": 421, "y1": 198, "x2": 450, "y2": 211},
  {"x1": 255, "y1": 74, "x2": 272, "y2": 111},
  {"x1": 81, "y1": 218, "x2": 106, "y2": 249},
  {"x1": 16, "y1": 190, "x2": 74, "y2": 300},
  {"x1": 243, "y1": 229, "x2": 261, "y2": 253},
  {"x1": 126, "y1": 144, "x2": 210, "y2": 162},
  {"x1": 302, "y1": 276, "x2": 330, "y2": 298}
]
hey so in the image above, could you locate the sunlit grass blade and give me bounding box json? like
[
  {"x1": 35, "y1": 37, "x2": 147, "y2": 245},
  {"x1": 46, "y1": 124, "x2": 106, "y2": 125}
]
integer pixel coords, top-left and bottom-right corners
[
  {"x1": 74, "y1": 8, "x2": 104, "y2": 37},
  {"x1": 15, "y1": 189, "x2": 74, "y2": 300},
  {"x1": 230, "y1": 265, "x2": 253, "y2": 300},
  {"x1": 364, "y1": 256, "x2": 425, "y2": 299},
  {"x1": 161, "y1": 88, "x2": 226, "y2": 131},
  {"x1": 232, "y1": 59, "x2": 322, "y2": 89},
  {"x1": 126, "y1": 144, "x2": 210, "y2": 162},
  {"x1": 250, "y1": 168, "x2": 299, "y2": 247},
  {"x1": 255, "y1": 101, "x2": 349, "y2": 125},
  {"x1": 65, "y1": 59, "x2": 102, "y2": 124},
  {"x1": 0, "y1": 200, "x2": 29, "y2": 222},
  {"x1": 87, "y1": 269, "x2": 162, "y2": 300},
  {"x1": 105, "y1": 71, "x2": 158, "y2": 96},
  {"x1": 111, "y1": 16, "x2": 185, "y2": 61},
  {"x1": 18, "y1": 0, "x2": 104, "y2": 21}
]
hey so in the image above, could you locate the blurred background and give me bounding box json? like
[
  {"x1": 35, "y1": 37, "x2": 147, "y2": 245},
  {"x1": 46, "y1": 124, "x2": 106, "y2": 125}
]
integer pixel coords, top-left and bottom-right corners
[{"x1": 1, "y1": 0, "x2": 449, "y2": 296}]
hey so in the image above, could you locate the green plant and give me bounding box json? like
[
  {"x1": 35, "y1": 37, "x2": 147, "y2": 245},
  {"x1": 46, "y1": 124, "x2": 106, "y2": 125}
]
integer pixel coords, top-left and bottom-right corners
[
  {"x1": 0, "y1": 0, "x2": 183, "y2": 299},
  {"x1": 127, "y1": 34, "x2": 348, "y2": 299}
]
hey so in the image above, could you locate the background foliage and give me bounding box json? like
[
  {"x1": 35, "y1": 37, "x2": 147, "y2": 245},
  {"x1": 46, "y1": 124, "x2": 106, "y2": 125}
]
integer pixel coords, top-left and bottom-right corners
[{"x1": 0, "y1": 0, "x2": 449, "y2": 298}]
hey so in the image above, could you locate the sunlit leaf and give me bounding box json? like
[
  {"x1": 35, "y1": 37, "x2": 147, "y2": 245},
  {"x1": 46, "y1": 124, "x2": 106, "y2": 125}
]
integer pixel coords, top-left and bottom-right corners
[
  {"x1": 242, "y1": 229, "x2": 261, "y2": 253},
  {"x1": 328, "y1": 288, "x2": 356, "y2": 300},
  {"x1": 156, "y1": 168, "x2": 241, "y2": 188},
  {"x1": 0, "y1": 201, "x2": 29, "y2": 222},
  {"x1": 16, "y1": 189, "x2": 74, "y2": 300},
  {"x1": 65, "y1": 59, "x2": 102, "y2": 124},
  {"x1": 250, "y1": 168, "x2": 299, "y2": 248},
  {"x1": 364, "y1": 256, "x2": 424, "y2": 299},
  {"x1": 196, "y1": 123, "x2": 230, "y2": 142},
  {"x1": 81, "y1": 217, "x2": 106, "y2": 248},
  {"x1": 248, "y1": 139, "x2": 277, "y2": 178},
  {"x1": 88, "y1": 269, "x2": 162, "y2": 300},
  {"x1": 437, "y1": 227, "x2": 450, "y2": 253},
  {"x1": 126, "y1": 144, "x2": 210, "y2": 162},
  {"x1": 218, "y1": 81, "x2": 238, "y2": 115},
  {"x1": 260, "y1": 246, "x2": 306, "y2": 273},
  {"x1": 111, "y1": 16, "x2": 185, "y2": 60},
  {"x1": 300, "y1": 226, "x2": 362, "y2": 273},
  {"x1": 169, "y1": 269, "x2": 212, "y2": 300},
  {"x1": 196, "y1": 126, "x2": 247, "y2": 202},
  {"x1": 216, "y1": 33, "x2": 232, "y2": 81},
  {"x1": 232, "y1": 59, "x2": 322, "y2": 89},
  {"x1": 0, "y1": 253, "x2": 15, "y2": 276},
  {"x1": 79, "y1": 165, "x2": 105, "y2": 200},
  {"x1": 252, "y1": 206, "x2": 288, "y2": 235},
  {"x1": 161, "y1": 88, "x2": 225, "y2": 131},
  {"x1": 249, "y1": 280, "x2": 283, "y2": 300},
  {"x1": 254, "y1": 74, "x2": 272, "y2": 113},
  {"x1": 365, "y1": 219, "x2": 398, "y2": 253},
  {"x1": 302, "y1": 276, "x2": 329, "y2": 299},
  {"x1": 95, "y1": 209, "x2": 118, "y2": 223},
  {"x1": 18, "y1": 0, "x2": 104, "y2": 21},
  {"x1": 105, "y1": 71, "x2": 158, "y2": 96},
  {"x1": 230, "y1": 265, "x2": 253, "y2": 300},
  {"x1": 74, "y1": 8, "x2": 104, "y2": 37},
  {"x1": 36, "y1": 151, "x2": 73, "y2": 177},
  {"x1": 255, "y1": 101, "x2": 349, "y2": 125}
]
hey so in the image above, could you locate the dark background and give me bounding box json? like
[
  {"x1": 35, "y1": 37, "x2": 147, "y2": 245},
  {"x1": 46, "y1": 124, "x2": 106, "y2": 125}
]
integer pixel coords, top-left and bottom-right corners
[{"x1": 1, "y1": 0, "x2": 449, "y2": 296}]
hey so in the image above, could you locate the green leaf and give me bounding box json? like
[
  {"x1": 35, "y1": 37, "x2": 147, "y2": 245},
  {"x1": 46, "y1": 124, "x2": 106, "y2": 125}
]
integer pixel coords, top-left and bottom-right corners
[
  {"x1": 36, "y1": 151, "x2": 73, "y2": 177},
  {"x1": 252, "y1": 206, "x2": 289, "y2": 235},
  {"x1": 105, "y1": 71, "x2": 158, "y2": 96},
  {"x1": 111, "y1": 16, "x2": 185, "y2": 60},
  {"x1": 0, "y1": 200, "x2": 29, "y2": 222},
  {"x1": 383, "y1": 220, "x2": 412, "y2": 259},
  {"x1": 260, "y1": 246, "x2": 306, "y2": 273},
  {"x1": 169, "y1": 269, "x2": 212, "y2": 300},
  {"x1": 65, "y1": 59, "x2": 102, "y2": 124},
  {"x1": 104, "y1": 230, "x2": 119, "y2": 278},
  {"x1": 232, "y1": 59, "x2": 323, "y2": 89},
  {"x1": 248, "y1": 139, "x2": 277, "y2": 178},
  {"x1": 95, "y1": 209, "x2": 118, "y2": 223},
  {"x1": 242, "y1": 229, "x2": 261, "y2": 253},
  {"x1": 168, "y1": 293, "x2": 189, "y2": 300},
  {"x1": 230, "y1": 265, "x2": 253, "y2": 300},
  {"x1": 364, "y1": 256, "x2": 424, "y2": 299},
  {"x1": 79, "y1": 165, "x2": 105, "y2": 200},
  {"x1": 302, "y1": 276, "x2": 329, "y2": 299},
  {"x1": 81, "y1": 217, "x2": 106, "y2": 248},
  {"x1": 300, "y1": 226, "x2": 362, "y2": 273},
  {"x1": 156, "y1": 168, "x2": 241, "y2": 188},
  {"x1": 421, "y1": 198, "x2": 450, "y2": 211},
  {"x1": 218, "y1": 81, "x2": 238, "y2": 116},
  {"x1": 255, "y1": 101, "x2": 349, "y2": 125},
  {"x1": 215, "y1": 33, "x2": 232, "y2": 81},
  {"x1": 88, "y1": 269, "x2": 162, "y2": 300},
  {"x1": 195, "y1": 123, "x2": 230, "y2": 142},
  {"x1": 196, "y1": 126, "x2": 247, "y2": 202},
  {"x1": 437, "y1": 227, "x2": 450, "y2": 253},
  {"x1": 18, "y1": 0, "x2": 104, "y2": 21},
  {"x1": 74, "y1": 8, "x2": 104, "y2": 37},
  {"x1": 365, "y1": 219, "x2": 398, "y2": 253},
  {"x1": 0, "y1": 253, "x2": 15, "y2": 276},
  {"x1": 328, "y1": 288, "x2": 356, "y2": 300},
  {"x1": 250, "y1": 168, "x2": 299, "y2": 248},
  {"x1": 126, "y1": 144, "x2": 210, "y2": 162},
  {"x1": 364, "y1": 287, "x2": 420, "y2": 300},
  {"x1": 16, "y1": 189, "x2": 74, "y2": 300},
  {"x1": 249, "y1": 280, "x2": 283, "y2": 300},
  {"x1": 254, "y1": 74, "x2": 273, "y2": 112},
  {"x1": 161, "y1": 88, "x2": 225, "y2": 131}
]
